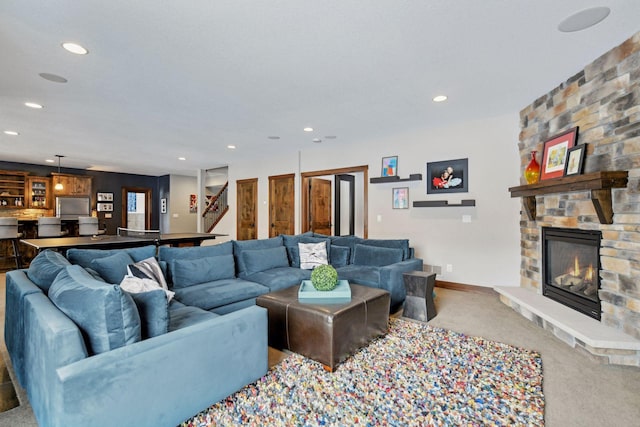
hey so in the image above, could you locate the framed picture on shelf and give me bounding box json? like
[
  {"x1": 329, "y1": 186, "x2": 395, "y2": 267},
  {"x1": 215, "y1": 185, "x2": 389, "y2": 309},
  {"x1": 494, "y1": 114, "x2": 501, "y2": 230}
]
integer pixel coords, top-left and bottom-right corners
[
  {"x1": 392, "y1": 187, "x2": 409, "y2": 209},
  {"x1": 381, "y1": 156, "x2": 398, "y2": 177},
  {"x1": 426, "y1": 158, "x2": 468, "y2": 194},
  {"x1": 97, "y1": 203, "x2": 113, "y2": 212},
  {"x1": 540, "y1": 127, "x2": 579, "y2": 180},
  {"x1": 564, "y1": 144, "x2": 587, "y2": 176}
]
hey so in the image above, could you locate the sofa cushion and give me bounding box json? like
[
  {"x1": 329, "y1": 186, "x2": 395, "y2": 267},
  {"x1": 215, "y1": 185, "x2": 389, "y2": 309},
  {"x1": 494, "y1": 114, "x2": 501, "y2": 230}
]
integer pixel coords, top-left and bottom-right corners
[
  {"x1": 352, "y1": 243, "x2": 403, "y2": 267},
  {"x1": 127, "y1": 256, "x2": 168, "y2": 290},
  {"x1": 242, "y1": 246, "x2": 289, "y2": 275},
  {"x1": 330, "y1": 235, "x2": 365, "y2": 263},
  {"x1": 66, "y1": 245, "x2": 157, "y2": 269},
  {"x1": 233, "y1": 236, "x2": 283, "y2": 276},
  {"x1": 170, "y1": 254, "x2": 235, "y2": 288},
  {"x1": 335, "y1": 265, "x2": 382, "y2": 288},
  {"x1": 361, "y1": 239, "x2": 411, "y2": 260},
  {"x1": 329, "y1": 245, "x2": 351, "y2": 268},
  {"x1": 158, "y1": 241, "x2": 233, "y2": 263},
  {"x1": 90, "y1": 251, "x2": 135, "y2": 284},
  {"x1": 48, "y1": 265, "x2": 141, "y2": 355},
  {"x1": 128, "y1": 289, "x2": 169, "y2": 339},
  {"x1": 26, "y1": 249, "x2": 71, "y2": 292},
  {"x1": 299, "y1": 242, "x2": 328, "y2": 269},
  {"x1": 173, "y1": 278, "x2": 269, "y2": 311},
  {"x1": 168, "y1": 304, "x2": 218, "y2": 332},
  {"x1": 245, "y1": 267, "x2": 311, "y2": 292}
]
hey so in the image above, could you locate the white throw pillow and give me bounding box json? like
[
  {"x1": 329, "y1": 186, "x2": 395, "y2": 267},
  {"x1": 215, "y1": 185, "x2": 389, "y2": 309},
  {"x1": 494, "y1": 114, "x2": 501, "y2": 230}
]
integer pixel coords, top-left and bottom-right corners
[
  {"x1": 120, "y1": 275, "x2": 175, "y2": 301},
  {"x1": 298, "y1": 242, "x2": 328, "y2": 270}
]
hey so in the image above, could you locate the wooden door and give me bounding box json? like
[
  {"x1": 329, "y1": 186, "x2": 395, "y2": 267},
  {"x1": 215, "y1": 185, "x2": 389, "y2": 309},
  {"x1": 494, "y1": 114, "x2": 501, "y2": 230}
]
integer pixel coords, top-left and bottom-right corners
[
  {"x1": 269, "y1": 174, "x2": 295, "y2": 237},
  {"x1": 236, "y1": 178, "x2": 258, "y2": 240},
  {"x1": 310, "y1": 178, "x2": 332, "y2": 235}
]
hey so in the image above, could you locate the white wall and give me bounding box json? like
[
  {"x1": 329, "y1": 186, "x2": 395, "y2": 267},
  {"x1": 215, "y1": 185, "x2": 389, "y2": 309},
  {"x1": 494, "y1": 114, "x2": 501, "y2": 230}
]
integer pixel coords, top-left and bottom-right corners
[
  {"x1": 168, "y1": 175, "x2": 198, "y2": 233},
  {"x1": 218, "y1": 113, "x2": 522, "y2": 287}
]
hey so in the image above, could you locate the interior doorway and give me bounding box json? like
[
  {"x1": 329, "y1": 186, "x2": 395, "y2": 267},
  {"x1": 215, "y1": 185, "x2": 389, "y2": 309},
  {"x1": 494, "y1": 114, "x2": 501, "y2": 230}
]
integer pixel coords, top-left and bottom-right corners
[
  {"x1": 121, "y1": 187, "x2": 152, "y2": 230},
  {"x1": 335, "y1": 174, "x2": 355, "y2": 236},
  {"x1": 301, "y1": 165, "x2": 368, "y2": 238}
]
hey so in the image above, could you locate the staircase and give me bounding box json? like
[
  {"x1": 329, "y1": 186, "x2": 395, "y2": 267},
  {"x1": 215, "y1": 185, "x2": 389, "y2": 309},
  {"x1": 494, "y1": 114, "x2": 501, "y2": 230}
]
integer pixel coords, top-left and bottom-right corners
[{"x1": 203, "y1": 181, "x2": 229, "y2": 233}]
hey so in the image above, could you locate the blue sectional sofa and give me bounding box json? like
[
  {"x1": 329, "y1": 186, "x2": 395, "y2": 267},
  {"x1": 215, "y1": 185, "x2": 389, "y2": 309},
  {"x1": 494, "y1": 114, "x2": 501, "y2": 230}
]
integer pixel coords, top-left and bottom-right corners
[{"x1": 4, "y1": 233, "x2": 421, "y2": 427}]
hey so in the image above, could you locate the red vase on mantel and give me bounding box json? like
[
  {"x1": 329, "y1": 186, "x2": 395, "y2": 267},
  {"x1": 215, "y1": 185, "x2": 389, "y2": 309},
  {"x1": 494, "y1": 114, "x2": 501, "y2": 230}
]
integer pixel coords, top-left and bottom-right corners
[{"x1": 524, "y1": 151, "x2": 540, "y2": 184}]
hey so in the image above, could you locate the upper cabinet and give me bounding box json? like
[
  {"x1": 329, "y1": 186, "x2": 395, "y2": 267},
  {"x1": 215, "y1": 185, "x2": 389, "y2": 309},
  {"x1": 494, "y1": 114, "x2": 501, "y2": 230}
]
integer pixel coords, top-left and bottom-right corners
[
  {"x1": 27, "y1": 176, "x2": 52, "y2": 209},
  {"x1": 0, "y1": 170, "x2": 27, "y2": 208},
  {"x1": 52, "y1": 173, "x2": 93, "y2": 197}
]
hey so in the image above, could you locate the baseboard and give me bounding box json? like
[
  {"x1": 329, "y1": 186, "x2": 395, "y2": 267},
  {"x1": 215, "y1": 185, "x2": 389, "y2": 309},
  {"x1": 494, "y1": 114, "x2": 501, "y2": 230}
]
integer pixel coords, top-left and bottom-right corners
[{"x1": 435, "y1": 280, "x2": 496, "y2": 295}]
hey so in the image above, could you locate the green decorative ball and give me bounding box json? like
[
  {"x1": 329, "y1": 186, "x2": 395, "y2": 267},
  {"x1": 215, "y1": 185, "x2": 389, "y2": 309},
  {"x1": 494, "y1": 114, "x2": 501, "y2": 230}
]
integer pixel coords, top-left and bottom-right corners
[{"x1": 311, "y1": 265, "x2": 338, "y2": 291}]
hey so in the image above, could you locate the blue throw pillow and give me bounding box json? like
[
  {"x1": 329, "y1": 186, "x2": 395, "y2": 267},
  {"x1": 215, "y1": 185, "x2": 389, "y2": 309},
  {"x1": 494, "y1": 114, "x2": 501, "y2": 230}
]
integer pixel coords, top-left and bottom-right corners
[
  {"x1": 352, "y1": 243, "x2": 403, "y2": 267},
  {"x1": 90, "y1": 251, "x2": 135, "y2": 284},
  {"x1": 26, "y1": 249, "x2": 71, "y2": 292},
  {"x1": 67, "y1": 245, "x2": 157, "y2": 269},
  {"x1": 170, "y1": 254, "x2": 235, "y2": 288},
  {"x1": 286, "y1": 246, "x2": 301, "y2": 268},
  {"x1": 49, "y1": 265, "x2": 141, "y2": 355},
  {"x1": 330, "y1": 245, "x2": 351, "y2": 268},
  {"x1": 242, "y1": 246, "x2": 289, "y2": 275},
  {"x1": 127, "y1": 289, "x2": 168, "y2": 339}
]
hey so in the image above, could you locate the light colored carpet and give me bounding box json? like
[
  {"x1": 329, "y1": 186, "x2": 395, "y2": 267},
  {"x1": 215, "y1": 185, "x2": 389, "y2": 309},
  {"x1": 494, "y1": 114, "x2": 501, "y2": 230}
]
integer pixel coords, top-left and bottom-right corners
[{"x1": 1, "y1": 273, "x2": 639, "y2": 426}]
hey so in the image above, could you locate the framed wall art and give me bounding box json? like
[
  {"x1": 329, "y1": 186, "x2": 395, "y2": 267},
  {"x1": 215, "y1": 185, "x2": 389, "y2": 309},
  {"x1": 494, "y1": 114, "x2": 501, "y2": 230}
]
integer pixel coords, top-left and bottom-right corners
[
  {"x1": 426, "y1": 158, "x2": 468, "y2": 194},
  {"x1": 392, "y1": 187, "x2": 409, "y2": 209},
  {"x1": 540, "y1": 127, "x2": 579, "y2": 180},
  {"x1": 381, "y1": 156, "x2": 398, "y2": 177},
  {"x1": 96, "y1": 192, "x2": 114, "y2": 202},
  {"x1": 564, "y1": 144, "x2": 587, "y2": 176}
]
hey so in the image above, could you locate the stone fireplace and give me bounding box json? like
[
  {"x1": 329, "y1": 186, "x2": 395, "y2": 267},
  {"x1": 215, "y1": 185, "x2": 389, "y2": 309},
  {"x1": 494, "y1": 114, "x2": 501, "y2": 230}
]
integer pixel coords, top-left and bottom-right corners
[{"x1": 498, "y1": 30, "x2": 640, "y2": 366}]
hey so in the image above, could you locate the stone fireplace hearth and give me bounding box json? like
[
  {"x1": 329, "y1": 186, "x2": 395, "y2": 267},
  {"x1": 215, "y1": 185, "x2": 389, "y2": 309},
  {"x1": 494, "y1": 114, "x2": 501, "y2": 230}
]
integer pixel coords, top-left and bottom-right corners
[{"x1": 500, "y1": 30, "x2": 640, "y2": 367}]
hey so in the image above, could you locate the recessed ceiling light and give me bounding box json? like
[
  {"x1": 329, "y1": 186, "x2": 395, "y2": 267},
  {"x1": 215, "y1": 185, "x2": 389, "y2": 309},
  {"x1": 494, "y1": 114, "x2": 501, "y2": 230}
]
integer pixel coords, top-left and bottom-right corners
[
  {"x1": 62, "y1": 42, "x2": 88, "y2": 55},
  {"x1": 3, "y1": 130, "x2": 19, "y2": 136},
  {"x1": 303, "y1": 127, "x2": 314, "y2": 132},
  {"x1": 227, "y1": 145, "x2": 236, "y2": 149},
  {"x1": 558, "y1": 7, "x2": 610, "y2": 32},
  {"x1": 433, "y1": 95, "x2": 448, "y2": 103},
  {"x1": 39, "y1": 73, "x2": 68, "y2": 83},
  {"x1": 267, "y1": 136, "x2": 280, "y2": 140},
  {"x1": 178, "y1": 157, "x2": 186, "y2": 161},
  {"x1": 312, "y1": 138, "x2": 322, "y2": 143},
  {"x1": 25, "y1": 102, "x2": 43, "y2": 109},
  {"x1": 45, "y1": 159, "x2": 55, "y2": 163}
]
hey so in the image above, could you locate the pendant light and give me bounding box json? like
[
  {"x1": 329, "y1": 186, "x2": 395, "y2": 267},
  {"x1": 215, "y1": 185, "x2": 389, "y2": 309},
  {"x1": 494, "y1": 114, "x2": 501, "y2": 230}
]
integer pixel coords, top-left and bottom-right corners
[{"x1": 54, "y1": 155, "x2": 65, "y2": 190}]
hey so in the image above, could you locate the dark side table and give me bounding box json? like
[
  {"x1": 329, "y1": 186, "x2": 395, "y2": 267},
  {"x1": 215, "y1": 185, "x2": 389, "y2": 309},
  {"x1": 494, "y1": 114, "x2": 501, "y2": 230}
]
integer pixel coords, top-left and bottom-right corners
[{"x1": 402, "y1": 271, "x2": 437, "y2": 322}]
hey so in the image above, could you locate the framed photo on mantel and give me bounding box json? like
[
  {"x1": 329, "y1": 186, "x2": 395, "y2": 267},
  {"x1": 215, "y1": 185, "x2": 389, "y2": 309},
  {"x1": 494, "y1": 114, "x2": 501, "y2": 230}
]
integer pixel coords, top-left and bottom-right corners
[{"x1": 541, "y1": 127, "x2": 579, "y2": 180}]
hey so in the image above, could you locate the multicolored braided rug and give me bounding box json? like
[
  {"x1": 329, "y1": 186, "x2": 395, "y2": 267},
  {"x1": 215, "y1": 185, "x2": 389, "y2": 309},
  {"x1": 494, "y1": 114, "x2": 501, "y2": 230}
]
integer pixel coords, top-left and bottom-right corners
[{"x1": 182, "y1": 318, "x2": 544, "y2": 426}]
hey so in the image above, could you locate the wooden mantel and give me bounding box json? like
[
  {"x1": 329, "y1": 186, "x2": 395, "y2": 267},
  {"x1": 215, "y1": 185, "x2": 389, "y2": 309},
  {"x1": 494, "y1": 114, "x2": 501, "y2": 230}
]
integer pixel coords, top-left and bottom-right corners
[{"x1": 508, "y1": 171, "x2": 628, "y2": 224}]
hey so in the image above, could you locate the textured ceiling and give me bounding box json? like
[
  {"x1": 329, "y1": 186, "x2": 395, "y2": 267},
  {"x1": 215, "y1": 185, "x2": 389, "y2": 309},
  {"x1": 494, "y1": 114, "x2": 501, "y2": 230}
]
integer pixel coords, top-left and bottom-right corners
[{"x1": 1, "y1": 1, "x2": 639, "y2": 176}]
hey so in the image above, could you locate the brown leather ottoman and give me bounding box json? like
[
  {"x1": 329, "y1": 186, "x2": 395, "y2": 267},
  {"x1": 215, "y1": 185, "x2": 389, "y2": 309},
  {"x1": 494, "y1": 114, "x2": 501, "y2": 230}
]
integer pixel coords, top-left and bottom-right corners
[{"x1": 256, "y1": 283, "x2": 390, "y2": 372}]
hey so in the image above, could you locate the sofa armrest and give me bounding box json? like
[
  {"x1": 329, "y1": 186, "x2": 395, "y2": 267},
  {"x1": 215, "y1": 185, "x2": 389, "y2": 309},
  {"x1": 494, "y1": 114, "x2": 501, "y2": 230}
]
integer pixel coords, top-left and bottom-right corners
[
  {"x1": 4, "y1": 270, "x2": 44, "y2": 387},
  {"x1": 379, "y1": 258, "x2": 424, "y2": 310},
  {"x1": 49, "y1": 305, "x2": 267, "y2": 427}
]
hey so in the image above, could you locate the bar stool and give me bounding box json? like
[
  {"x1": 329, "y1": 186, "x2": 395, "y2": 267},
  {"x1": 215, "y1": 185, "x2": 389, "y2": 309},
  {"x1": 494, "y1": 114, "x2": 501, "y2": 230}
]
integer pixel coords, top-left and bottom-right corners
[
  {"x1": 0, "y1": 218, "x2": 23, "y2": 269},
  {"x1": 37, "y1": 217, "x2": 69, "y2": 238},
  {"x1": 78, "y1": 216, "x2": 104, "y2": 236}
]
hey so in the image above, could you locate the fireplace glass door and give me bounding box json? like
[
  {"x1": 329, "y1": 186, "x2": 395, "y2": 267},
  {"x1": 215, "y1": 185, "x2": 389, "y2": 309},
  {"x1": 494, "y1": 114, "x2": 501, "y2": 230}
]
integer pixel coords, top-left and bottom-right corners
[{"x1": 542, "y1": 227, "x2": 601, "y2": 320}]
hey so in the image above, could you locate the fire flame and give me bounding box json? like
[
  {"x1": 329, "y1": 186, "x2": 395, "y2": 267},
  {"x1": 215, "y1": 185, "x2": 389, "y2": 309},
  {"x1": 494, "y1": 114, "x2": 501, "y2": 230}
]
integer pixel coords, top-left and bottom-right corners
[{"x1": 568, "y1": 256, "x2": 594, "y2": 282}]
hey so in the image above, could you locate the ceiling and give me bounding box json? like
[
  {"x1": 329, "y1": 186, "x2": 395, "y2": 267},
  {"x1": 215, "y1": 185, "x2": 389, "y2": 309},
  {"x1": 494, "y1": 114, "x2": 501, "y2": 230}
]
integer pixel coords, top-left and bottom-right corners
[{"x1": 1, "y1": 1, "x2": 639, "y2": 177}]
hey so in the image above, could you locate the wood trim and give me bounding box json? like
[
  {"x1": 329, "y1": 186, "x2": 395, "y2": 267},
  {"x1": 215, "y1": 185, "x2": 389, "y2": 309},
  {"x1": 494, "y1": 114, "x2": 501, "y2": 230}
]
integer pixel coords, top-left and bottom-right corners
[
  {"x1": 435, "y1": 280, "x2": 497, "y2": 295},
  {"x1": 301, "y1": 165, "x2": 368, "y2": 238}
]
